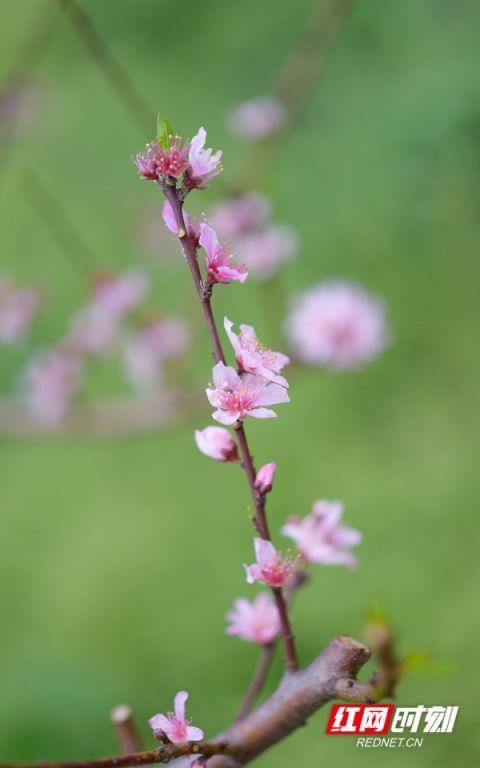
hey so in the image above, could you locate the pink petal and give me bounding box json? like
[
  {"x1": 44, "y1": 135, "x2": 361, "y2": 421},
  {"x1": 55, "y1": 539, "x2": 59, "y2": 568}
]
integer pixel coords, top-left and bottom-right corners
[
  {"x1": 149, "y1": 713, "x2": 171, "y2": 732},
  {"x1": 174, "y1": 691, "x2": 188, "y2": 722},
  {"x1": 255, "y1": 383, "x2": 290, "y2": 408},
  {"x1": 249, "y1": 407, "x2": 277, "y2": 419},
  {"x1": 199, "y1": 222, "x2": 218, "y2": 258},
  {"x1": 253, "y1": 537, "x2": 276, "y2": 567},
  {"x1": 244, "y1": 563, "x2": 262, "y2": 583},
  {"x1": 212, "y1": 409, "x2": 240, "y2": 425},
  {"x1": 186, "y1": 726, "x2": 204, "y2": 742},
  {"x1": 223, "y1": 316, "x2": 240, "y2": 355},
  {"x1": 212, "y1": 362, "x2": 239, "y2": 389}
]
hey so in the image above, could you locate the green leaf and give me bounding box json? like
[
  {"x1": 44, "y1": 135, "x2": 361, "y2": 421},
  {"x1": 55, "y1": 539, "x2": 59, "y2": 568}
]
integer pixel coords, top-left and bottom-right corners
[{"x1": 157, "y1": 115, "x2": 175, "y2": 151}]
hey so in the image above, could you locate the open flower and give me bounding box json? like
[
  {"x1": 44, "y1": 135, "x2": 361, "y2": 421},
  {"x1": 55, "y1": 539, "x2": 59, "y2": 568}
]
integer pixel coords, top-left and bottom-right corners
[
  {"x1": 185, "y1": 127, "x2": 222, "y2": 188},
  {"x1": 194, "y1": 426, "x2": 238, "y2": 462},
  {"x1": 199, "y1": 223, "x2": 247, "y2": 285},
  {"x1": 244, "y1": 538, "x2": 295, "y2": 587},
  {"x1": 134, "y1": 137, "x2": 190, "y2": 181},
  {"x1": 255, "y1": 462, "x2": 276, "y2": 495},
  {"x1": 227, "y1": 96, "x2": 286, "y2": 140},
  {"x1": 282, "y1": 500, "x2": 362, "y2": 568},
  {"x1": 148, "y1": 691, "x2": 203, "y2": 744},
  {"x1": 226, "y1": 594, "x2": 281, "y2": 644},
  {"x1": 206, "y1": 362, "x2": 289, "y2": 424},
  {"x1": 224, "y1": 317, "x2": 289, "y2": 387},
  {"x1": 285, "y1": 280, "x2": 389, "y2": 369}
]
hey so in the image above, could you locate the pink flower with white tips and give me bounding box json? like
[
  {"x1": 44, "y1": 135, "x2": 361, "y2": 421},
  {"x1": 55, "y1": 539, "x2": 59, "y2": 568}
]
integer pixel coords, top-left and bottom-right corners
[
  {"x1": 0, "y1": 282, "x2": 41, "y2": 344},
  {"x1": 238, "y1": 225, "x2": 298, "y2": 282},
  {"x1": 255, "y1": 462, "x2": 276, "y2": 495},
  {"x1": 199, "y1": 223, "x2": 247, "y2": 285},
  {"x1": 226, "y1": 594, "x2": 281, "y2": 644},
  {"x1": 206, "y1": 362, "x2": 289, "y2": 425},
  {"x1": 210, "y1": 193, "x2": 271, "y2": 239},
  {"x1": 244, "y1": 538, "x2": 295, "y2": 587},
  {"x1": 194, "y1": 426, "x2": 238, "y2": 462},
  {"x1": 185, "y1": 127, "x2": 222, "y2": 189},
  {"x1": 92, "y1": 270, "x2": 148, "y2": 319},
  {"x1": 282, "y1": 500, "x2": 362, "y2": 568},
  {"x1": 148, "y1": 691, "x2": 203, "y2": 744},
  {"x1": 227, "y1": 96, "x2": 286, "y2": 140},
  {"x1": 162, "y1": 200, "x2": 200, "y2": 244},
  {"x1": 224, "y1": 317, "x2": 289, "y2": 387},
  {"x1": 285, "y1": 280, "x2": 389, "y2": 369}
]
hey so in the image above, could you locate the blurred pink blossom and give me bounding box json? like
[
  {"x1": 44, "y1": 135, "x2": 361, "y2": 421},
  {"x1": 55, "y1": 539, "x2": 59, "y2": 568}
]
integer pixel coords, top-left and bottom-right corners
[
  {"x1": 226, "y1": 593, "x2": 281, "y2": 644},
  {"x1": 194, "y1": 426, "x2": 238, "y2": 462},
  {"x1": 224, "y1": 317, "x2": 289, "y2": 387},
  {"x1": 0, "y1": 81, "x2": 43, "y2": 139},
  {"x1": 282, "y1": 500, "x2": 361, "y2": 568},
  {"x1": 25, "y1": 349, "x2": 82, "y2": 427},
  {"x1": 210, "y1": 193, "x2": 271, "y2": 239},
  {"x1": 199, "y1": 223, "x2": 247, "y2": 285},
  {"x1": 238, "y1": 225, "x2": 298, "y2": 282},
  {"x1": 67, "y1": 305, "x2": 118, "y2": 356},
  {"x1": 92, "y1": 270, "x2": 148, "y2": 319},
  {"x1": 227, "y1": 96, "x2": 286, "y2": 140},
  {"x1": 285, "y1": 280, "x2": 389, "y2": 369},
  {"x1": 206, "y1": 362, "x2": 289, "y2": 424},
  {"x1": 148, "y1": 691, "x2": 203, "y2": 744},
  {"x1": 185, "y1": 127, "x2": 222, "y2": 189},
  {"x1": 255, "y1": 462, "x2": 276, "y2": 495},
  {"x1": 123, "y1": 316, "x2": 189, "y2": 392},
  {"x1": 244, "y1": 538, "x2": 295, "y2": 587},
  {"x1": 0, "y1": 281, "x2": 41, "y2": 344}
]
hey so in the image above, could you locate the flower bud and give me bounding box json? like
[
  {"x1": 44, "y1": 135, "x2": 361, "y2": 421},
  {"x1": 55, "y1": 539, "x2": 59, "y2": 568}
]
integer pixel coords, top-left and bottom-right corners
[
  {"x1": 195, "y1": 426, "x2": 238, "y2": 462},
  {"x1": 254, "y1": 462, "x2": 276, "y2": 494}
]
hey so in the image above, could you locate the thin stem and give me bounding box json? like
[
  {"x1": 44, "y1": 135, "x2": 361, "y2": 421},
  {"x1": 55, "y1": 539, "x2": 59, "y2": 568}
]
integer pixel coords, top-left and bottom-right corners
[
  {"x1": 161, "y1": 183, "x2": 298, "y2": 672},
  {"x1": 235, "y1": 644, "x2": 275, "y2": 722}
]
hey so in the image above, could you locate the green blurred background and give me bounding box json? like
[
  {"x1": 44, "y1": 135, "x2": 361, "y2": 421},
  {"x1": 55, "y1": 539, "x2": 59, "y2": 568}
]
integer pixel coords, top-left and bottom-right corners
[{"x1": 1, "y1": 0, "x2": 479, "y2": 765}]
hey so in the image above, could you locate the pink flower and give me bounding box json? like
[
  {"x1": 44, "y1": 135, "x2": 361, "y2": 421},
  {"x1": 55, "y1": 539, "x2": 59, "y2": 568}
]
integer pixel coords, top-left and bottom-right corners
[
  {"x1": 227, "y1": 96, "x2": 286, "y2": 140},
  {"x1": 237, "y1": 225, "x2": 298, "y2": 282},
  {"x1": 67, "y1": 305, "x2": 118, "y2": 356},
  {"x1": 185, "y1": 127, "x2": 222, "y2": 189},
  {"x1": 224, "y1": 317, "x2": 289, "y2": 387},
  {"x1": 244, "y1": 538, "x2": 295, "y2": 587},
  {"x1": 134, "y1": 137, "x2": 190, "y2": 180},
  {"x1": 162, "y1": 200, "x2": 200, "y2": 244},
  {"x1": 92, "y1": 270, "x2": 148, "y2": 319},
  {"x1": 210, "y1": 193, "x2": 271, "y2": 239},
  {"x1": 123, "y1": 316, "x2": 189, "y2": 392},
  {"x1": 194, "y1": 426, "x2": 238, "y2": 462},
  {"x1": 199, "y1": 223, "x2": 247, "y2": 285},
  {"x1": 282, "y1": 500, "x2": 362, "y2": 568},
  {"x1": 25, "y1": 350, "x2": 83, "y2": 426},
  {"x1": 0, "y1": 283, "x2": 41, "y2": 344},
  {"x1": 285, "y1": 280, "x2": 389, "y2": 369},
  {"x1": 206, "y1": 362, "x2": 289, "y2": 425},
  {"x1": 226, "y1": 594, "x2": 281, "y2": 644},
  {"x1": 255, "y1": 462, "x2": 276, "y2": 495},
  {"x1": 148, "y1": 691, "x2": 203, "y2": 744}
]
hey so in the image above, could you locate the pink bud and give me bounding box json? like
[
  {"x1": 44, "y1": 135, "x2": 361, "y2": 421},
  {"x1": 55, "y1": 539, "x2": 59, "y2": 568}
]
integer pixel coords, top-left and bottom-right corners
[
  {"x1": 255, "y1": 462, "x2": 276, "y2": 494},
  {"x1": 195, "y1": 426, "x2": 238, "y2": 462}
]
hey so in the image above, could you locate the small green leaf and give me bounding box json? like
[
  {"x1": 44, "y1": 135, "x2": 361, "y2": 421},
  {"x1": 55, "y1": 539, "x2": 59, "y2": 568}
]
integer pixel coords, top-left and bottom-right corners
[{"x1": 157, "y1": 114, "x2": 175, "y2": 150}]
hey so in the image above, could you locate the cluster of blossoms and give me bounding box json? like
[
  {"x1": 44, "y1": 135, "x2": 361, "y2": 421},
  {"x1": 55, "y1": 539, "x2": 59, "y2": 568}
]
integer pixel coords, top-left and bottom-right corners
[
  {"x1": 285, "y1": 280, "x2": 389, "y2": 369},
  {"x1": 0, "y1": 277, "x2": 42, "y2": 345},
  {"x1": 24, "y1": 269, "x2": 189, "y2": 426},
  {"x1": 134, "y1": 126, "x2": 222, "y2": 191},
  {"x1": 137, "y1": 124, "x2": 363, "y2": 753},
  {"x1": 210, "y1": 192, "x2": 298, "y2": 282}
]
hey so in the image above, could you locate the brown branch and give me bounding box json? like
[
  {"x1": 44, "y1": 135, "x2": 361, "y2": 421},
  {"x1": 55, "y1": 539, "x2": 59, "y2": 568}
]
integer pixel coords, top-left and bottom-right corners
[
  {"x1": 56, "y1": 0, "x2": 153, "y2": 135},
  {"x1": 111, "y1": 705, "x2": 142, "y2": 755},
  {"x1": 160, "y1": 183, "x2": 298, "y2": 671},
  {"x1": 0, "y1": 636, "x2": 372, "y2": 768}
]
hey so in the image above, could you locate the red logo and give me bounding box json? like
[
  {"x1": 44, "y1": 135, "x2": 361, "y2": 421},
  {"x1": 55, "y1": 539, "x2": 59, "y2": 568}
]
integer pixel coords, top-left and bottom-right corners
[{"x1": 326, "y1": 704, "x2": 394, "y2": 735}]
